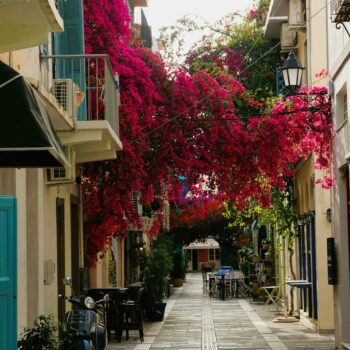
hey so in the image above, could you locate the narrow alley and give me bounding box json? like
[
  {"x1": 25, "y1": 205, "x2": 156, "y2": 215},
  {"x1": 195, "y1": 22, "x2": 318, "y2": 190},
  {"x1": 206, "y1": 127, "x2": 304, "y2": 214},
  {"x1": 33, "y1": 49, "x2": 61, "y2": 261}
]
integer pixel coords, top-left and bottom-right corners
[{"x1": 108, "y1": 273, "x2": 335, "y2": 350}]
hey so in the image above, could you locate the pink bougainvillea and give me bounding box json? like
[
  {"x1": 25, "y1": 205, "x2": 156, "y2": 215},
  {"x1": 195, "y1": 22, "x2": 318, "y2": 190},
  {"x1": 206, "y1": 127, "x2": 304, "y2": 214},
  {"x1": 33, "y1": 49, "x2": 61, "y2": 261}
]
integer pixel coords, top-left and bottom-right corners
[{"x1": 82, "y1": 0, "x2": 333, "y2": 263}]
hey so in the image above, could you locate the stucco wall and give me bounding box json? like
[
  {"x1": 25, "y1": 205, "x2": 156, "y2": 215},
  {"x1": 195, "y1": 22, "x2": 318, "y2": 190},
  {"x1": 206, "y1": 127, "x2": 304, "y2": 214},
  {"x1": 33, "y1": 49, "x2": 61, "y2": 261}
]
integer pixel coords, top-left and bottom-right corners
[{"x1": 328, "y1": 0, "x2": 350, "y2": 344}]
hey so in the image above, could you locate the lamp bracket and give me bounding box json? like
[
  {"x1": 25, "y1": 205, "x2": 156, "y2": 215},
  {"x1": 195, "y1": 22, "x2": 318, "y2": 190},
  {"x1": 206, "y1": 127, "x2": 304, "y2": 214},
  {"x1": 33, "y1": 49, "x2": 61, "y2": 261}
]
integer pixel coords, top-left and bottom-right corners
[{"x1": 335, "y1": 22, "x2": 350, "y2": 38}]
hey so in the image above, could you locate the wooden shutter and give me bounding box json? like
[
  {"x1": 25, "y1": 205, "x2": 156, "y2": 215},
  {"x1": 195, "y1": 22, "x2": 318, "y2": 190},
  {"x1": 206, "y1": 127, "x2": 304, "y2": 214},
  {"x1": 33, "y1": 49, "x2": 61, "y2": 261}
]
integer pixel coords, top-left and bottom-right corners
[{"x1": 54, "y1": 0, "x2": 86, "y2": 120}]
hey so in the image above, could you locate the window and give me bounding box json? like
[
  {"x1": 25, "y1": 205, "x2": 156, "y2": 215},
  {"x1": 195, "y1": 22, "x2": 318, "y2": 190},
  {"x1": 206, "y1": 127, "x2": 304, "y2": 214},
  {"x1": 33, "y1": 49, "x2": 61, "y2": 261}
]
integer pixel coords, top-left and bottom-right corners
[
  {"x1": 209, "y1": 249, "x2": 219, "y2": 261},
  {"x1": 336, "y1": 85, "x2": 348, "y2": 127}
]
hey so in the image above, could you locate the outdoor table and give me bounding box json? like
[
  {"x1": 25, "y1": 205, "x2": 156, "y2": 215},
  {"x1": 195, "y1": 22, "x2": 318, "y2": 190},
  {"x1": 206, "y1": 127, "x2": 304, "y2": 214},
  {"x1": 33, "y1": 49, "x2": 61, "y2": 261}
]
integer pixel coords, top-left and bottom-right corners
[
  {"x1": 213, "y1": 266, "x2": 233, "y2": 300},
  {"x1": 285, "y1": 280, "x2": 312, "y2": 288}
]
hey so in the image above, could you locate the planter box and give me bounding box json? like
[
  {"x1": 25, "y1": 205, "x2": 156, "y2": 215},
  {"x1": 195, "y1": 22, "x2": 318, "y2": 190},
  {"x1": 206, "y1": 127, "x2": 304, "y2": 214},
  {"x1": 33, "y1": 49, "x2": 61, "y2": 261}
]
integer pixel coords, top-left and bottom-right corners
[{"x1": 152, "y1": 302, "x2": 167, "y2": 322}]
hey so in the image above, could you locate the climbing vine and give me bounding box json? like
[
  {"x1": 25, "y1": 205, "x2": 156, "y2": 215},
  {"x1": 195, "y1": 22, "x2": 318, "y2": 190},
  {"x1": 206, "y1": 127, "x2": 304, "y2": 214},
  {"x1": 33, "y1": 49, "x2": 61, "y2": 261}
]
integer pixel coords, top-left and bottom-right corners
[{"x1": 82, "y1": 0, "x2": 332, "y2": 263}]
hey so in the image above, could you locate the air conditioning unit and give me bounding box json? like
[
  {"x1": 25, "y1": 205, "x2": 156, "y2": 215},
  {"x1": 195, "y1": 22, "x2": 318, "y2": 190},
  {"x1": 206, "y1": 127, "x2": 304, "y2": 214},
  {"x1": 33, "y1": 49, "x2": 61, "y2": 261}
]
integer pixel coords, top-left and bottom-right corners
[
  {"x1": 281, "y1": 23, "x2": 298, "y2": 51},
  {"x1": 46, "y1": 146, "x2": 76, "y2": 184},
  {"x1": 52, "y1": 79, "x2": 77, "y2": 118},
  {"x1": 289, "y1": 0, "x2": 304, "y2": 27}
]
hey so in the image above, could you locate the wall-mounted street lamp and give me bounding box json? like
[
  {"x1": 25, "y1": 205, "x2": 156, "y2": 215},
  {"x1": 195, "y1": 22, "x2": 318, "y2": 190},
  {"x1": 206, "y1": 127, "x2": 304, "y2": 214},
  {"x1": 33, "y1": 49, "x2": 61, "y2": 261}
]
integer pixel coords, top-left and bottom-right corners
[
  {"x1": 278, "y1": 50, "x2": 331, "y2": 128},
  {"x1": 280, "y1": 50, "x2": 304, "y2": 94}
]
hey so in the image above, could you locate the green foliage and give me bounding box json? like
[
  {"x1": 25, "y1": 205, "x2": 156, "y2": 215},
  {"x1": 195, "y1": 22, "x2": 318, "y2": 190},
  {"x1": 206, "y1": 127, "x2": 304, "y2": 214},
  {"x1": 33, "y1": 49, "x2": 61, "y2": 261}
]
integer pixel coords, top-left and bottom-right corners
[
  {"x1": 238, "y1": 242, "x2": 255, "y2": 275},
  {"x1": 143, "y1": 237, "x2": 173, "y2": 302},
  {"x1": 160, "y1": 0, "x2": 279, "y2": 102},
  {"x1": 259, "y1": 185, "x2": 297, "y2": 240},
  {"x1": 108, "y1": 253, "x2": 117, "y2": 287},
  {"x1": 18, "y1": 314, "x2": 60, "y2": 350},
  {"x1": 171, "y1": 245, "x2": 186, "y2": 279}
]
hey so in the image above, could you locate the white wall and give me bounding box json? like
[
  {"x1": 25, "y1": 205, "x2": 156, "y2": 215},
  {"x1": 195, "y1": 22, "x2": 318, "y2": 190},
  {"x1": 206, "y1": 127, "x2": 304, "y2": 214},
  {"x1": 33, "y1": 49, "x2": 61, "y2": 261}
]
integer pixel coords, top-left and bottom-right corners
[{"x1": 328, "y1": 1, "x2": 350, "y2": 345}]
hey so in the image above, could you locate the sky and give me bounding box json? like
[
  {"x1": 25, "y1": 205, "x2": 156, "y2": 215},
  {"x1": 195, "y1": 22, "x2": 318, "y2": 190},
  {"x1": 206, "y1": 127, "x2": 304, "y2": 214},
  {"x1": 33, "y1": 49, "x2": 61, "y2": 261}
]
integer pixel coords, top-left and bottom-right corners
[{"x1": 145, "y1": 0, "x2": 253, "y2": 38}]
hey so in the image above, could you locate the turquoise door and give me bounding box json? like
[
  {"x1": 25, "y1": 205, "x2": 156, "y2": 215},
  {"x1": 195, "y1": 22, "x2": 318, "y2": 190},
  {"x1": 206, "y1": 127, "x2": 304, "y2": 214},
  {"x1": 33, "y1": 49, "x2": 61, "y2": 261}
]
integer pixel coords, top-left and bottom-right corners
[{"x1": 0, "y1": 196, "x2": 17, "y2": 350}]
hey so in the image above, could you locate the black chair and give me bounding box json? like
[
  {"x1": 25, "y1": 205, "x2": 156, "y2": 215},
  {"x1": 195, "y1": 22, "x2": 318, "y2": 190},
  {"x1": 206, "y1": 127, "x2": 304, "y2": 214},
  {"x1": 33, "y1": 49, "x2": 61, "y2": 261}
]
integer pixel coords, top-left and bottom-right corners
[
  {"x1": 118, "y1": 287, "x2": 144, "y2": 342},
  {"x1": 88, "y1": 288, "x2": 127, "y2": 341}
]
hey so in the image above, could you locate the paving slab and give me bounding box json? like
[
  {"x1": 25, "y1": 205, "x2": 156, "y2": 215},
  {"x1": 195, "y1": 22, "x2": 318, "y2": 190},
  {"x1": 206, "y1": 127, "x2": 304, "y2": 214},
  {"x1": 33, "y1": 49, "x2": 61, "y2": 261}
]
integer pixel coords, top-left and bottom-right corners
[{"x1": 108, "y1": 273, "x2": 336, "y2": 350}]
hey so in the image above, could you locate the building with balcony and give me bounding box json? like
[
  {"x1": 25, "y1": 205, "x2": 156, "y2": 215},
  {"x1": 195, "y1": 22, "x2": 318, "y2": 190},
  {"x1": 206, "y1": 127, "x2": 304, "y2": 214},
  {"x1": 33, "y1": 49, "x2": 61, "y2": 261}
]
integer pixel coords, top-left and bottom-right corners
[
  {"x1": 264, "y1": 0, "x2": 333, "y2": 334},
  {"x1": 0, "y1": 1, "x2": 122, "y2": 348}
]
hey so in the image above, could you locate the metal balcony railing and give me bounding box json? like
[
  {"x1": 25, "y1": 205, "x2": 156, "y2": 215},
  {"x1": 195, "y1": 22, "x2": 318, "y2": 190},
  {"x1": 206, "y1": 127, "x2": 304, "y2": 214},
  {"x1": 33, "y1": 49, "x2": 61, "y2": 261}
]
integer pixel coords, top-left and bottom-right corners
[
  {"x1": 331, "y1": 0, "x2": 350, "y2": 23},
  {"x1": 41, "y1": 54, "x2": 120, "y2": 137}
]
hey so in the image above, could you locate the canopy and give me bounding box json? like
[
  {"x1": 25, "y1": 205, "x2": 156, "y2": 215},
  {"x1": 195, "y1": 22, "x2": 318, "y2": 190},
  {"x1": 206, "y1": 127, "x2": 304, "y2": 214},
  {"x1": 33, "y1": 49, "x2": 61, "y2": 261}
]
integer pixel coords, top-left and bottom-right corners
[{"x1": 0, "y1": 60, "x2": 69, "y2": 168}]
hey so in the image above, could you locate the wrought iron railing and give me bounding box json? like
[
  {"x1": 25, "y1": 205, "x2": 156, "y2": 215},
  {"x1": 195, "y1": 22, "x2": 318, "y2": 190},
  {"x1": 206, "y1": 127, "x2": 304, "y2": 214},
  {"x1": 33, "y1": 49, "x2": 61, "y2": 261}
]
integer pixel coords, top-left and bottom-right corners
[
  {"x1": 331, "y1": 0, "x2": 350, "y2": 23},
  {"x1": 41, "y1": 54, "x2": 120, "y2": 137}
]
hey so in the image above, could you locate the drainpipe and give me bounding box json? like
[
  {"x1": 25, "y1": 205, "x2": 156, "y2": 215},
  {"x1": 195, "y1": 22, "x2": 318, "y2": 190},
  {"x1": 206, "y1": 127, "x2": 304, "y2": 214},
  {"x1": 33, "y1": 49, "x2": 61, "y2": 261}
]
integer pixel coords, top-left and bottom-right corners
[{"x1": 306, "y1": 0, "x2": 312, "y2": 86}]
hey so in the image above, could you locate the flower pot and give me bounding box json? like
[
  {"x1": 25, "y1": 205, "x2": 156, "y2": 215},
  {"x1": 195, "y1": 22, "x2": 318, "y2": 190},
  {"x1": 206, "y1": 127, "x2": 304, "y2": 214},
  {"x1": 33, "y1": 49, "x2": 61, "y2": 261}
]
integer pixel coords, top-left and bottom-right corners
[
  {"x1": 152, "y1": 302, "x2": 167, "y2": 322},
  {"x1": 265, "y1": 266, "x2": 273, "y2": 274},
  {"x1": 252, "y1": 255, "x2": 260, "y2": 263},
  {"x1": 251, "y1": 281, "x2": 259, "y2": 290},
  {"x1": 172, "y1": 278, "x2": 184, "y2": 287}
]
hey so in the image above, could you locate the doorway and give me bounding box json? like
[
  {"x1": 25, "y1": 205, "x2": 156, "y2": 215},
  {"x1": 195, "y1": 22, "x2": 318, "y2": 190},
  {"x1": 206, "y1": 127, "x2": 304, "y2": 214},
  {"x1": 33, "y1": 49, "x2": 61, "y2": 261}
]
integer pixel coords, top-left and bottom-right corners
[
  {"x1": 56, "y1": 198, "x2": 65, "y2": 323},
  {"x1": 71, "y1": 199, "x2": 80, "y2": 295},
  {"x1": 0, "y1": 196, "x2": 17, "y2": 350},
  {"x1": 192, "y1": 250, "x2": 198, "y2": 271}
]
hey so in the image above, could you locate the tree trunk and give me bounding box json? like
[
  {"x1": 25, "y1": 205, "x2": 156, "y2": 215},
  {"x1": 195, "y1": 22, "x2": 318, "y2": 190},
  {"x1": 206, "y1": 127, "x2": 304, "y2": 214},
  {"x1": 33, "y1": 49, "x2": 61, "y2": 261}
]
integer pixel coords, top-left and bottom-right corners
[{"x1": 288, "y1": 246, "x2": 296, "y2": 316}]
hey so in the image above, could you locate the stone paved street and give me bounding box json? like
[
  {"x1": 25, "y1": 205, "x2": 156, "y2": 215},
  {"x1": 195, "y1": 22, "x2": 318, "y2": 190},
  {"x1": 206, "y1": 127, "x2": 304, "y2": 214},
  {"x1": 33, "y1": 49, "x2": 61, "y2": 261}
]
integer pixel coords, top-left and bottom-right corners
[{"x1": 108, "y1": 273, "x2": 335, "y2": 350}]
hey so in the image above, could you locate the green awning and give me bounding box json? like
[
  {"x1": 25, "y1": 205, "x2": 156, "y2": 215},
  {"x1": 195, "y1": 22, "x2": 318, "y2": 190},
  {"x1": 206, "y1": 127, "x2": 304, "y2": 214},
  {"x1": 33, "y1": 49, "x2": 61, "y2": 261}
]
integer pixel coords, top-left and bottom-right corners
[{"x1": 0, "y1": 60, "x2": 69, "y2": 168}]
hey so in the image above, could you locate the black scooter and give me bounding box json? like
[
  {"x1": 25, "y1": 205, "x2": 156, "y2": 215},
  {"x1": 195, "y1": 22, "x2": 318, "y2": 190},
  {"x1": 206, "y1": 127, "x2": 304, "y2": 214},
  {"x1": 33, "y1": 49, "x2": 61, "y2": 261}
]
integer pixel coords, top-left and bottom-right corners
[{"x1": 59, "y1": 277, "x2": 109, "y2": 350}]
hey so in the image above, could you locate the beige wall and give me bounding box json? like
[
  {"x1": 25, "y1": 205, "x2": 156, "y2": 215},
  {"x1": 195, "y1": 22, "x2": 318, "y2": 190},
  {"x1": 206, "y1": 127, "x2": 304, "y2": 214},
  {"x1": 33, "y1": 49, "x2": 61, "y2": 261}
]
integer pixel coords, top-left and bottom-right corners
[
  {"x1": 309, "y1": 0, "x2": 328, "y2": 86},
  {"x1": 286, "y1": 0, "x2": 335, "y2": 332},
  {"x1": 90, "y1": 238, "x2": 126, "y2": 288},
  {"x1": 43, "y1": 182, "x2": 81, "y2": 317}
]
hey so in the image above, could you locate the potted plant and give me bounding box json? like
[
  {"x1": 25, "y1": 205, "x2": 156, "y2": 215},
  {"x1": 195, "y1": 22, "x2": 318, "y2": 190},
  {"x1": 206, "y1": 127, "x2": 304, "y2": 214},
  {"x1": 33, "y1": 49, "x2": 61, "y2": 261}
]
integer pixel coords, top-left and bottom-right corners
[
  {"x1": 252, "y1": 254, "x2": 260, "y2": 263},
  {"x1": 18, "y1": 314, "x2": 60, "y2": 350},
  {"x1": 265, "y1": 264, "x2": 273, "y2": 275},
  {"x1": 143, "y1": 237, "x2": 173, "y2": 321},
  {"x1": 238, "y1": 244, "x2": 254, "y2": 275},
  {"x1": 262, "y1": 238, "x2": 271, "y2": 250}
]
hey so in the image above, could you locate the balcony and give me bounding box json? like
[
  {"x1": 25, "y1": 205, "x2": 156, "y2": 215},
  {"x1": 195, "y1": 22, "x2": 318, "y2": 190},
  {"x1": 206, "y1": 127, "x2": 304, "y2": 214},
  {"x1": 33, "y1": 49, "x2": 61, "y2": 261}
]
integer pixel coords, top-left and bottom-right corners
[
  {"x1": 264, "y1": 0, "x2": 289, "y2": 39},
  {"x1": 0, "y1": 0, "x2": 63, "y2": 53},
  {"x1": 41, "y1": 54, "x2": 122, "y2": 163},
  {"x1": 331, "y1": 0, "x2": 350, "y2": 23},
  {"x1": 129, "y1": 0, "x2": 148, "y2": 7}
]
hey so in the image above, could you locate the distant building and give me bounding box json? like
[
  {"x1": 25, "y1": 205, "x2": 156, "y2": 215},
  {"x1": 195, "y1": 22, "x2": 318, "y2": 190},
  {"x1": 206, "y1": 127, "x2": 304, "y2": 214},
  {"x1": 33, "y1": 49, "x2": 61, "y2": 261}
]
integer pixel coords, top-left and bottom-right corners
[{"x1": 184, "y1": 239, "x2": 220, "y2": 271}]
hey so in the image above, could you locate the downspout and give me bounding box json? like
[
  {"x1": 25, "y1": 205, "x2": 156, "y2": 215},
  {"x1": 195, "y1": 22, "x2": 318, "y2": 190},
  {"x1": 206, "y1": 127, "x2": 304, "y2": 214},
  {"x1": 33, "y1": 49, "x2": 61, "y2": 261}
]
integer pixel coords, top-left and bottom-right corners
[
  {"x1": 306, "y1": 0, "x2": 312, "y2": 86},
  {"x1": 325, "y1": 0, "x2": 329, "y2": 74}
]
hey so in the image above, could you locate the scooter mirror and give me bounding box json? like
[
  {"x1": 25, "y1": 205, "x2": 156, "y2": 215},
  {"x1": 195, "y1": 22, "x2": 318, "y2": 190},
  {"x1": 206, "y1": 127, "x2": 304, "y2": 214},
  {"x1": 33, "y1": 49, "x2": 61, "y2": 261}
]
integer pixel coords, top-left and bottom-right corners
[
  {"x1": 62, "y1": 276, "x2": 72, "y2": 286},
  {"x1": 104, "y1": 294, "x2": 110, "y2": 302}
]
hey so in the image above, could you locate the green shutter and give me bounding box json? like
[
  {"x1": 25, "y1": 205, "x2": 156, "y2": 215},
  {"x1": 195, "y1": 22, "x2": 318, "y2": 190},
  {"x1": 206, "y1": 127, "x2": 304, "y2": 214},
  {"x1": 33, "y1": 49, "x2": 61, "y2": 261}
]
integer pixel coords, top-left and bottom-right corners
[{"x1": 54, "y1": 0, "x2": 86, "y2": 120}]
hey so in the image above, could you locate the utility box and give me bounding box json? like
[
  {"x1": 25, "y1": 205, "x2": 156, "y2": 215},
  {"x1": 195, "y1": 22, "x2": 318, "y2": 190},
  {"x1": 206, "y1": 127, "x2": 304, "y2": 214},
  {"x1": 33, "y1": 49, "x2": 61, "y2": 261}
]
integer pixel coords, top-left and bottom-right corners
[
  {"x1": 44, "y1": 259, "x2": 55, "y2": 285},
  {"x1": 327, "y1": 237, "x2": 337, "y2": 285}
]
